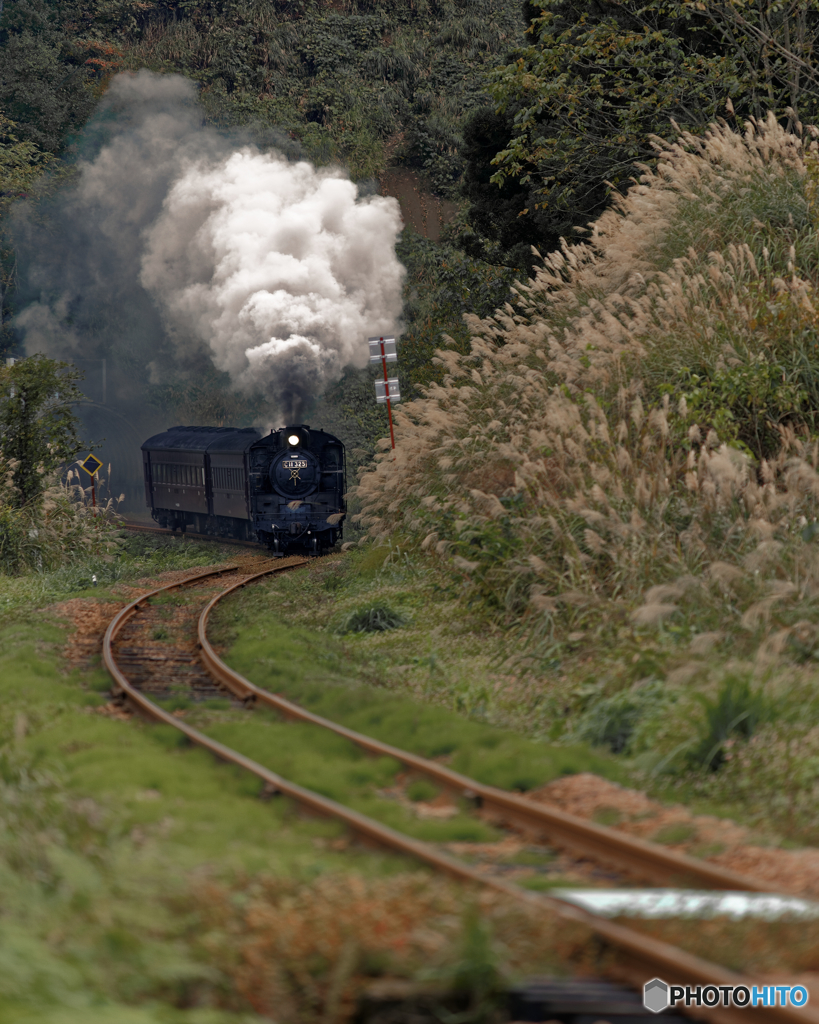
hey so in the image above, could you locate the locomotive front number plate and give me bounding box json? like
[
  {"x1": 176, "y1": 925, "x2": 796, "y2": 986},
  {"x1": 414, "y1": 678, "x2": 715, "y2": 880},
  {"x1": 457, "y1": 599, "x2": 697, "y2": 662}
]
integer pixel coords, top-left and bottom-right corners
[{"x1": 282, "y1": 459, "x2": 308, "y2": 469}]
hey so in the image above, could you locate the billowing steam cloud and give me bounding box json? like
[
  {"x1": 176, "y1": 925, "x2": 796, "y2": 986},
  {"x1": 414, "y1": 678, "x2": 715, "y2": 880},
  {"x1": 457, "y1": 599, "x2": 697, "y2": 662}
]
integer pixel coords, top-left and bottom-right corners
[
  {"x1": 15, "y1": 70, "x2": 405, "y2": 423},
  {"x1": 141, "y1": 146, "x2": 404, "y2": 420}
]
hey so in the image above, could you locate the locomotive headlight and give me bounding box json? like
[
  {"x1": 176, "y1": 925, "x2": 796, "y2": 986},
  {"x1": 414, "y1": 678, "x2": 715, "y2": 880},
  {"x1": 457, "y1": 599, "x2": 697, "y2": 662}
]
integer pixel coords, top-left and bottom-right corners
[{"x1": 287, "y1": 434, "x2": 300, "y2": 446}]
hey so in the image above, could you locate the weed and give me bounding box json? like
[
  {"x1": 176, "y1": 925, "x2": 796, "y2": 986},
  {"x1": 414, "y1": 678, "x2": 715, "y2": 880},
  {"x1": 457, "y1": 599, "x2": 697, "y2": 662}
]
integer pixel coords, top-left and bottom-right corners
[
  {"x1": 592, "y1": 806, "x2": 623, "y2": 827},
  {"x1": 506, "y1": 848, "x2": 556, "y2": 867},
  {"x1": 418, "y1": 906, "x2": 506, "y2": 1024},
  {"x1": 335, "y1": 602, "x2": 408, "y2": 634},
  {"x1": 212, "y1": 565, "x2": 623, "y2": 800},
  {"x1": 517, "y1": 876, "x2": 568, "y2": 891},
  {"x1": 689, "y1": 675, "x2": 770, "y2": 771},
  {"x1": 652, "y1": 822, "x2": 698, "y2": 845},
  {"x1": 571, "y1": 683, "x2": 667, "y2": 755},
  {"x1": 689, "y1": 842, "x2": 726, "y2": 858},
  {"x1": 406, "y1": 779, "x2": 439, "y2": 802}
]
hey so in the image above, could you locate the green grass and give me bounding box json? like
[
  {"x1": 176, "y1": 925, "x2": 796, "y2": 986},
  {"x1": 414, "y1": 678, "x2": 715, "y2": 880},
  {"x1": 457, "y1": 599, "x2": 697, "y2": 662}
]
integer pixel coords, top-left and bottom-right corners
[
  {"x1": 652, "y1": 823, "x2": 698, "y2": 846},
  {"x1": 334, "y1": 601, "x2": 408, "y2": 633},
  {"x1": 209, "y1": 543, "x2": 819, "y2": 846},
  {"x1": 211, "y1": 550, "x2": 624, "y2": 796},
  {"x1": 0, "y1": 532, "x2": 238, "y2": 624},
  {"x1": 178, "y1": 706, "x2": 499, "y2": 845},
  {"x1": 407, "y1": 779, "x2": 439, "y2": 802},
  {"x1": 0, "y1": 542, "x2": 430, "y2": 1022}
]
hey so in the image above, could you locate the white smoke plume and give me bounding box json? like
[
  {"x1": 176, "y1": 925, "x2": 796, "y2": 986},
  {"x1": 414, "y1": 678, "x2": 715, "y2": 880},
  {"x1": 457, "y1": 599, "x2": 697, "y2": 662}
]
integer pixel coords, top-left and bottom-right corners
[
  {"x1": 15, "y1": 70, "x2": 405, "y2": 424},
  {"x1": 140, "y1": 147, "x2": 404, "y2": 421}
]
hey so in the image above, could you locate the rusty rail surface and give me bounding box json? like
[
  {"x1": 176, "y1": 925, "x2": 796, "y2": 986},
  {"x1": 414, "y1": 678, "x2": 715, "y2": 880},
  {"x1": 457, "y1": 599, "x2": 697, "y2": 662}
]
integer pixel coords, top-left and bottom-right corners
[
  {"x1": 101, "y1": 565, "x2": 818, "y2": 1024},
  {"x1": 198, "y1": 577, "x2": 767, "y2": 894}
]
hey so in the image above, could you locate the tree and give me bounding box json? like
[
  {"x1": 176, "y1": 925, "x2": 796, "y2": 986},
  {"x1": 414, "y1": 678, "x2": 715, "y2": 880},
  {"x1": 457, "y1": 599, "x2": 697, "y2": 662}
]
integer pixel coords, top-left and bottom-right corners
[
  {"x1": 485, "y1": 0, "x2": 819, "y2": 240},
  {"x1": 0, "y1": 0, "x2": 100, "y2": 154},
  {"x1": 701, "y1": 0, "x2": 819, "y2": 127},
  {"x1": 0, "y1": 354, "x2": 87, "y2": 506},
  {"x1": 458, "y1": 105, "x2": 553, "y2": 270}
]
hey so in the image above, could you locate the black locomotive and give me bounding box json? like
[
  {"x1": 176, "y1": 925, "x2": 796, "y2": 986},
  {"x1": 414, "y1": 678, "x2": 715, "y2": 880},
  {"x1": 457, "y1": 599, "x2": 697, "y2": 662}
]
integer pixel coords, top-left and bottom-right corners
[{"x1": 141, "y1": 423, "x2": 346, "y2": 555}]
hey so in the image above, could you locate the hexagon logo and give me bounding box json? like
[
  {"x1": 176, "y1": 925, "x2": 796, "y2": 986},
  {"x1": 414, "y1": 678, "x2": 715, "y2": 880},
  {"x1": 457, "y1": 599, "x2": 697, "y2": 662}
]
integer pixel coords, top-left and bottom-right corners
[{"x1": 644, "y1": 978, "x2": 670, "y2": 1013}]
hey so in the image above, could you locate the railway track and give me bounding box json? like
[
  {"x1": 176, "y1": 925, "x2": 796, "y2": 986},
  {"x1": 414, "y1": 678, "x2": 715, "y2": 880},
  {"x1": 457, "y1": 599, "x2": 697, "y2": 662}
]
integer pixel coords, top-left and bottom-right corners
[{"x1": 101, "y1": 560, "x2": 817, "y2": 1024}]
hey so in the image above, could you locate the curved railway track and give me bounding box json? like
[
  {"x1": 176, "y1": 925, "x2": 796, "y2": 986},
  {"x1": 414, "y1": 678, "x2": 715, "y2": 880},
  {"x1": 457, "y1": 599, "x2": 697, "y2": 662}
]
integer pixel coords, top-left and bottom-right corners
[{"x1": 101, "y1": 560, "x2": 818, "y2": 1024}]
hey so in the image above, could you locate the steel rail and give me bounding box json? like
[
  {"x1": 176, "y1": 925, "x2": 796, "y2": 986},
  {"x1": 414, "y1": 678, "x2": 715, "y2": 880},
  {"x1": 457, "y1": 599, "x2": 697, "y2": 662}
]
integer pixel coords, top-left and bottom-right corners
[
  {"x1": 198, "y1": 579, "x2": 767, "y2": 893},
  {"x1": 102, "y1": 565, "x2": 817, "y2": 1024}
]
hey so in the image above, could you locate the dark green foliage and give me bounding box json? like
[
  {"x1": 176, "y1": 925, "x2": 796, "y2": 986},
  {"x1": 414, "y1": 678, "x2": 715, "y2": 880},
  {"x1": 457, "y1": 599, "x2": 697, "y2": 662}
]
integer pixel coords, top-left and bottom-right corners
[
  {"x1": 112, "y1": 0, "x2": 527, "y2": 192},
  {"x1": 336, "y1": 601, "x2": 408, "y2": 633},
  {"x1": 406, "y1": 778, "x2": 438, "y2": 802},
  {"x1": 572, "y1": 682, "x2": 667, "y2": 754},
  {"x1": 690, "y1": 675, "x2": 769, "y2": 771},
  {"x1": 487, "y1": 0, "x2": 819, "y2": 244},
  {"x1": 396, "y1": 230, "x2": 520, "y2": 389},
  {"x1": 0, "y1": 0, "x2": 101, "y2": 154},
  {"x1": 0, "y1": 354, "x2": 88, "y2": 506},
  {"x1": 458, "y1": 105, "x2": 561, "y2": 267}
]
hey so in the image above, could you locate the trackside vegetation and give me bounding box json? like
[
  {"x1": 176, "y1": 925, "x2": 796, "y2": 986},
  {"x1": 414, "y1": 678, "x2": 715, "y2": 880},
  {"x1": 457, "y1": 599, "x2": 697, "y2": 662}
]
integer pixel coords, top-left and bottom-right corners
[
  {"x1": 0, "y1": 535, "x2": 595, "y2": 1022},
  {"x1": 354, "y1": 116, "x2": 819, "y2": 841},
  {"x1": 3, "y1": 0, "x2": 819, "y2": 1018}
]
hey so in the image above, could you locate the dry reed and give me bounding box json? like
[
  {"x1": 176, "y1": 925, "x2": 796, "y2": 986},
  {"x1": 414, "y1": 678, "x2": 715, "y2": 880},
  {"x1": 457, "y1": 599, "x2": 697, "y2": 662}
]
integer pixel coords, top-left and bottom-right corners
[{"x1": 354, "y1": 115, "x2": 819, "y2": 665}]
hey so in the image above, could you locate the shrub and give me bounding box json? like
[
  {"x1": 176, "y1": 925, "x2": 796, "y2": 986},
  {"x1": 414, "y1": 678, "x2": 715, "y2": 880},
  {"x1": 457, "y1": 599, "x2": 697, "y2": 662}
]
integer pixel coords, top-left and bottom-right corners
[
  {"x1": 335, "y1": 602, "x2": 408, "y2": 634},
  {"x1": 689, "y1": 675, "x2": 770, "y2": 771},
  {"x1": 0, "y1": 464, "x2": 122, "y2": 576},
  {"x1": 571, "y1": 683, "x2": 668, "y2": 754},
  {"x1": 0, "y1": 355, "x2": 87, "y2": 507}
]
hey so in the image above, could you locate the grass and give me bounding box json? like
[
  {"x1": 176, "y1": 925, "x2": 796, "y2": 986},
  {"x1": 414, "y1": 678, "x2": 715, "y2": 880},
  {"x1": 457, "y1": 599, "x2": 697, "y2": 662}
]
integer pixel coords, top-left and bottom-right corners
[
  {"x1": 334, "y1": 601, "x2": 408, "y2": 634},
  {"x1": 0, "y1": 618, "x2": 412, "y2": 1022},
  {"x1": 184, "y1": 707, "x2": 500, "y2": 845},
  {"x1": 209, "y1": 533, "x2": 819, "y2": 845},
  {"x1": 0, "y1": 531, "x2": 236, "y2": 624},
  {"x1": 0, "y1": 534, "x2": 595, "y2": 1022},
  {"x1": 0, "y1": 540, "x2": 444, "y2": 1021},
  {"x1": 210, "y1": 549, "x2": 624, "y2": 797},
  {"x1": 652, "y1": 823, "x2": 698, "y2": 846},
  {"x1": 407, "y1": 779, "x2": 439, "y2": 802}
]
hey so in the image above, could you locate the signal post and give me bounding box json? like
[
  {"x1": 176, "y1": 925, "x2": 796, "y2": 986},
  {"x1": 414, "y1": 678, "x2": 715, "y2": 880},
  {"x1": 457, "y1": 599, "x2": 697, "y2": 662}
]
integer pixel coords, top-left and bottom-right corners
[{"x1": 369, "y1": 335, "x2": 400, "y2": 450}]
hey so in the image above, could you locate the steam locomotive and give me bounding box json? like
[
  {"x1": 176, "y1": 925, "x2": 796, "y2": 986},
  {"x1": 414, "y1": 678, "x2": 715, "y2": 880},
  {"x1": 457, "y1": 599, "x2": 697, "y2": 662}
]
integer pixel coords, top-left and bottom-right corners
[{"x1": 141, "y1": 423, "x2": 346, "y2": 555}]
